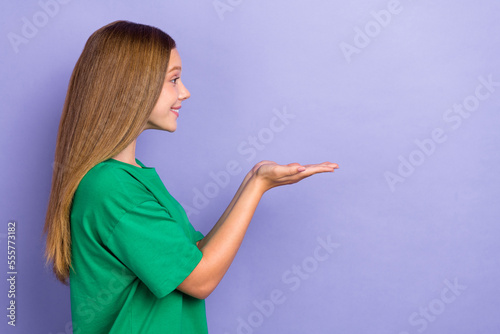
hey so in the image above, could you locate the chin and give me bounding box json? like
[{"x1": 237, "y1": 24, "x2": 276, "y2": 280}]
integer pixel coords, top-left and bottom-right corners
[
  {"x1": 162, "y1": 125, "x2": 177, "y2": 132},
  {"x1": 144, "y1": 124, "x2": 177, "y2": 132}
]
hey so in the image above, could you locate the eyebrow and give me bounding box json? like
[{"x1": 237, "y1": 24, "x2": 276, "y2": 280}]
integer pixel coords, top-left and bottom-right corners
[{"x1": 167, "y1": 66, "x2": 182, "y2": 73}]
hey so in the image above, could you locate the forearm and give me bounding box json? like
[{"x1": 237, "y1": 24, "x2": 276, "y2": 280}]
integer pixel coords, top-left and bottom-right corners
[
  {"x1": 200, "y1": 174, "x2": 263, "y2": 271},
  {"x1": 178, "y1": 175, "x2": 265, "y2": 298},
  {"x1": 196, "y1": 169, "x2": 254, "y2": 249}
]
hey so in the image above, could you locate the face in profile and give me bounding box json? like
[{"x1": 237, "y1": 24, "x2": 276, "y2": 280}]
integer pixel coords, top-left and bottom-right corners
[{"x1": 145, "y1": 48, "x2": 191, "y2": 132}]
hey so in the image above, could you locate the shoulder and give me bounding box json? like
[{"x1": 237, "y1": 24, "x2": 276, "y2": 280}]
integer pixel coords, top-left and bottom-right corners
[{"x1": 74, "y1": 161, "x2": 152, "y2": 208}]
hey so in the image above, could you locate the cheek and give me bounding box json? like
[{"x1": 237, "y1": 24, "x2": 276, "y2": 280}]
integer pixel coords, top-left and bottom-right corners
[
  {"x1": 163, "y1": 86, "x2": 178, "y2": 103},
  {"x1": 155, "y1": 94, "x2": 174, "y2": 112}
]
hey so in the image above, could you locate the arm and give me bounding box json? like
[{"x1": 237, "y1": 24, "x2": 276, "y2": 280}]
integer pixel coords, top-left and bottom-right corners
[
  {"x1": 196, "y1": 160, "x2": 272, "y2": 249},
  {"x1": 179, "y1": 161, "x2": 339, "y2": 299}
]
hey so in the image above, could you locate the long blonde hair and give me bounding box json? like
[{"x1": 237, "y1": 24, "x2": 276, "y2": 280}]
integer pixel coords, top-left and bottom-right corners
[{"x1": 44, "y1": 20, "x2": 176, "y2": 284}]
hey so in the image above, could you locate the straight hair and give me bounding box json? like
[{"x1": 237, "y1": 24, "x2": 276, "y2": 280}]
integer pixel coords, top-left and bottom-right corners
[{"x1": 44, "y1": 20, "x2": 176, "y2": 284}]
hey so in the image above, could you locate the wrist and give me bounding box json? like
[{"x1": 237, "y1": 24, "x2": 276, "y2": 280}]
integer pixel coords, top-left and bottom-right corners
[{"x1": 246, "y1": 172, "x2": 268, "y2": 196}]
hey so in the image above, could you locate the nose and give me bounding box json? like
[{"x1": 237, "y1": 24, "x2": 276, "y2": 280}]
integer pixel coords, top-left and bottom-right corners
[{"x1": 179, "y1": 80, "x2": 191, "y2": 101}]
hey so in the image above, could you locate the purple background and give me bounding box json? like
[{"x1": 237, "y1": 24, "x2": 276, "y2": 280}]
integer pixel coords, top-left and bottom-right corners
[{"x1": 1, "y1": 0, "x2": 500, "y2": 333}]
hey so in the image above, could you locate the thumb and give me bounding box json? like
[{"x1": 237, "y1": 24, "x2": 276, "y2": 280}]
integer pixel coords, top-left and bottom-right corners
[{"x1": 286, "y1": 164, "x2": 305, "y2": 175}]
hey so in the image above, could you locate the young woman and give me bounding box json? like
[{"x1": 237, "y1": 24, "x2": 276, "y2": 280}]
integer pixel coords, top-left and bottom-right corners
[{"x1": 44, "y1": 20, "x2": 338, "y2": 333}]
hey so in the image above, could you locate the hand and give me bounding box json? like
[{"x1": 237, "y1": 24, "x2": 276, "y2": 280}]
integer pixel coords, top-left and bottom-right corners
[{"x1": 253, "y1": 161, "x2": 339, "y2": 192}]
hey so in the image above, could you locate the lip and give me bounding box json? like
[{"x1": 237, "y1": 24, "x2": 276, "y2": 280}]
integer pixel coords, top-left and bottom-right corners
[{"x1": 170, "y1": 106, "x2": 181, "y2": 117}]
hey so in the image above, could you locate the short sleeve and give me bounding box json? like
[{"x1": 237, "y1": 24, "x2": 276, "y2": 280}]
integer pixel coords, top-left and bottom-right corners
[
  {"x1": 105, "y1": 199, "x2": 203, "y2": 299},
  {"x1": 194, "y1": 231, "x2": 205, "y2": 243}
]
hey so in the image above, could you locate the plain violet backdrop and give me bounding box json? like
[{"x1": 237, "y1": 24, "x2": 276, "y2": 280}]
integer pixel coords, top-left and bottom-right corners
[{"x1": 1, "y1": 0, "x2": 500, "y2": 333}]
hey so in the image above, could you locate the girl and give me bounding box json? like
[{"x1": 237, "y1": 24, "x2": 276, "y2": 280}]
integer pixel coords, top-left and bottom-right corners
[{"x1": 44, "y1": 20, "x2": 338, "y2": 333}]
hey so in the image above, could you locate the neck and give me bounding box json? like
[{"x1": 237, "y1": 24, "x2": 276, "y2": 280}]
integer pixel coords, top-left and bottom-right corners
[{"x1": 112, "y1": 139, "x2": 141, "y2": 167}]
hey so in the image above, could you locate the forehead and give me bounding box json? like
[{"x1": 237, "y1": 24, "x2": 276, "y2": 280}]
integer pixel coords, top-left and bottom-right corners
[{"x1": 167, "y1": 48, "x2": 182, "y2": 69}]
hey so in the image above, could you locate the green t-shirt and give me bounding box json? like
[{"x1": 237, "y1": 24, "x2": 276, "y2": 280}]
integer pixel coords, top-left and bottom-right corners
[{"x1": 69, "y1": 158, "x2": 208, "y2": 333}]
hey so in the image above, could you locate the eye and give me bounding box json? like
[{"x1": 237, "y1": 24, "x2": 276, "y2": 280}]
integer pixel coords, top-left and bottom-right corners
[{"x1": 170, "y1": 77, "x2": 180, "y2": 84}]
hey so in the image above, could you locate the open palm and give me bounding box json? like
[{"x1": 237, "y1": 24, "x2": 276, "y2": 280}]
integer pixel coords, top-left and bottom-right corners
[{"x1": 254, "y1": 161, "x2": 339, "y2": 191}]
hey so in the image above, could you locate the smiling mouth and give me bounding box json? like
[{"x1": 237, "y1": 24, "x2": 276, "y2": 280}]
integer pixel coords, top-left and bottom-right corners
[{"x1": 170, "y1": 106, "x2": 181, "y2": 117}]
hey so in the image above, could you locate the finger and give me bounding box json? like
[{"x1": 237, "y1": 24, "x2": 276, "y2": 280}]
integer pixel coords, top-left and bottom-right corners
[
  {"x1": 287, "y1": 163, "x2": 306, "y2": 173},
  {"x1": 290, "y1": 165, "x2": 305, "y2": 175},
  {"x1": 275, "y1": 164, "x2": 305, "y2": 176},
  {"x1": 303, "y1": 162, "x2": 339, "y2": 170},
  {"x1": 301, "y1": 164, "x2": 338, "y2": 175},
  {"x1": 317, "y1": 162, "x2": 338, "y2": 169}
]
